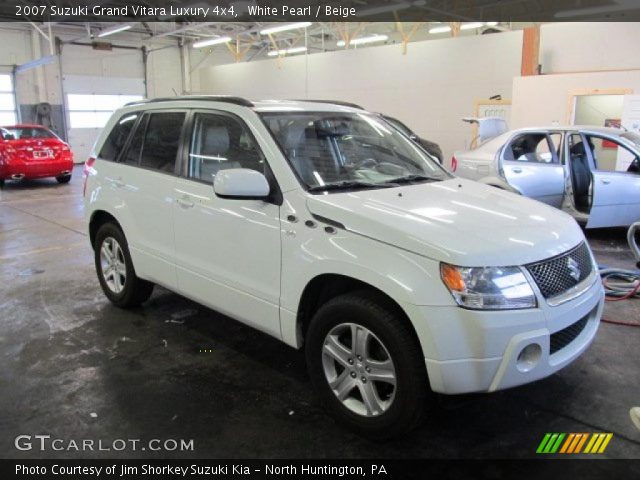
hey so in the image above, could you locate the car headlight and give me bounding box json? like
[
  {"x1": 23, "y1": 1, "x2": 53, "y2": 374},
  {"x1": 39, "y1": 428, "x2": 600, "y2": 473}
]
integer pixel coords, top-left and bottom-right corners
[{"x1": 440, "y1": 263, "x2": 537, "y2": 310}]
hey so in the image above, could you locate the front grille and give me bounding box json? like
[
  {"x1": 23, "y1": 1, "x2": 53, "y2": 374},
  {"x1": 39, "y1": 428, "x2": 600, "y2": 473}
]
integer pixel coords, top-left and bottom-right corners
[
  {"x1": 526, "y1": 243, "x2": 593, "y2": 299},
  {"x1": 550, "y1": 314, "x2": 589, "y2": 355}
]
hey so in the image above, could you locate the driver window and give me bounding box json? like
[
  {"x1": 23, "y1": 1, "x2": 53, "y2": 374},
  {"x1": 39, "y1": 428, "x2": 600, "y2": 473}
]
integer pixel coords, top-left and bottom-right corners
[
  {"x1": 583, "y1": 134, "x2": 640, "y2": 174},
  {"x1": 505, "y1": 133, "x2": 557, "y2": 163},
  {"x1": 188, "y1": 113, "x2": 265, "y2": 183}
]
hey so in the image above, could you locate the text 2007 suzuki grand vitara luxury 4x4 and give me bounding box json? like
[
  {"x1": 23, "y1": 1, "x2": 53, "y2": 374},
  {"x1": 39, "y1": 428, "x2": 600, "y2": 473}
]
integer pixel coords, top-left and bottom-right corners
[{"x1": 84, "y1": 97, "x2": 603, "y2": 437}]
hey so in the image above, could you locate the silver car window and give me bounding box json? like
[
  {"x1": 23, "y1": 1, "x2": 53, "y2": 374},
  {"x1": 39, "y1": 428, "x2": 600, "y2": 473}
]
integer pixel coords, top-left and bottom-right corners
[
  {"x1": 583, "y1": 134, "x2": 640, "y2": 173},
  {"x1": 504, "y1": 133, "x2": 558, "y2": 164}
]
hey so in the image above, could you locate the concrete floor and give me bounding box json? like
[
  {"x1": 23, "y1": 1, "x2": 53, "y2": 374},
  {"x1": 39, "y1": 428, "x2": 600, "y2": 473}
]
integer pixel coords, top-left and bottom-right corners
[{"x1": 1, "y1": 165, "x2": 639, "y2": 459}]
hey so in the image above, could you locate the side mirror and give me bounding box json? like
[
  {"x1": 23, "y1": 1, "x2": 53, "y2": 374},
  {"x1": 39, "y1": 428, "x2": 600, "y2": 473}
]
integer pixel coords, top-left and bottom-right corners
[{"x1": 213, "y1": 168, "x2": 270, "y2": 200}]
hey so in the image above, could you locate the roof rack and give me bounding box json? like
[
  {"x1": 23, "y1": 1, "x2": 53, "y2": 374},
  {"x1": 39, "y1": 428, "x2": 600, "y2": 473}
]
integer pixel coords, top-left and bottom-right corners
[
  {"x1": 294, "y1": 99, "x2": 365, "y2": 110},
  {"x1": 124, "y1": 95, "x2": 254, "y2": 107}
]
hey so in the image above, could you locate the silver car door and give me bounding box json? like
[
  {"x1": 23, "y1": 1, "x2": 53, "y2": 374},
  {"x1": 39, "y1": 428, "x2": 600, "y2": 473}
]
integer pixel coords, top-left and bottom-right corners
[
  {"x1": 502, "y1": 131, "x2": 565, "y2": 206},
  {"x1": 583, "y1": 133, "x2": 640, "y2": 228}
]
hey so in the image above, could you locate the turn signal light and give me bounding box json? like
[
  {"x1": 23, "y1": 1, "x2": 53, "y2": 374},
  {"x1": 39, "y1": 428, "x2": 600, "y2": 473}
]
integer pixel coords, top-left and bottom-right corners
[
  {"x1": 451, "y1": 155, "x2": 458, "y2": 172},
  {"x1": 440, "y1": 263, "x2": 465, "y2": 291}
]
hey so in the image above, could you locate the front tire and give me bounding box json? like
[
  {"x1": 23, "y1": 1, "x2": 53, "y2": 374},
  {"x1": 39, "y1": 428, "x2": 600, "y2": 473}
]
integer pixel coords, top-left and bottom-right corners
[
  {"x1": 305, "y1": 291, "x2": 429, "y2": 438},
  {"x1": 56, "y1": 174, "x2": 71, "y2": 184},
  {"x1": 94, "y1": 223, "x2": 154, "y2": 308}
]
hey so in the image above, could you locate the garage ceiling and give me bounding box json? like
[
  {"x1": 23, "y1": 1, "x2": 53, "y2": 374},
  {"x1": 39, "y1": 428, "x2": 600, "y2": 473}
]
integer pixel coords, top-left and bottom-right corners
[{"x1": 6, "y1": 0, "x2": 640, "y2": 61}]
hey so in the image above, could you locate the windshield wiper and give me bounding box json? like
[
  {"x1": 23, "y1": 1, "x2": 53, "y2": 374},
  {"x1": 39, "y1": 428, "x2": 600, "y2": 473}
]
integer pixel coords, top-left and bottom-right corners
[
  {"x1": 307, "y1": 180, "x2": 396, "y2": 192},
  {"x1": 382, "y1": 174, "x2": 440, "y2": 184}
]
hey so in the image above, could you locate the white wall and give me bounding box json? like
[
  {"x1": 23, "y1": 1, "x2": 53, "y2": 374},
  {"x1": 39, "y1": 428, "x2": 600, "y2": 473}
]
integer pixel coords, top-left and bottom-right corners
[
  {"x1": 510, "y1": 71, "x2": 640, "y2": 128},
  {"x1": 3, "y1": 21, "x2": 640, "y2": 166},
  {"x1": 200, "y1": 31, "x2": 524, "y2": 162},
  {"x1": 511, "y1": 23, "x2": 640, "y2": 132},
  {"x1": 0, "y1": 26, "x2": 58, "y2": 106},
  {"x1": 146, "y1": 45, "x2": 183, "y2": 97},
  {"x1": 540, "y1": 22, "x2": 640, "y2": 74}
]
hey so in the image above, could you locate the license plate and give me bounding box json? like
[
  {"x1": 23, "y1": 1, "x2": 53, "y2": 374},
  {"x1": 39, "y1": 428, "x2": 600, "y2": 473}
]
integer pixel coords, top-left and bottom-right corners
[{"x1": 33, "y1": 150, "x2": 53, "y2": 159}]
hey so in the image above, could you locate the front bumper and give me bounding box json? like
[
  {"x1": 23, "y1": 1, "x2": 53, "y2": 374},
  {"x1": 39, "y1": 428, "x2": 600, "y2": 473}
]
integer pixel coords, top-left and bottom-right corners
[{"x1": 407, "y1": 274, "x2": 604, "y2": 394}]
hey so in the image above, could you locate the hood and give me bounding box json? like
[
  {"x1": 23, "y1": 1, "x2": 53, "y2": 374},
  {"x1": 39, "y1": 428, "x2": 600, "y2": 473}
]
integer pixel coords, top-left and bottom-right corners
[{"x1": 306, "y1": 178, "x2": 584, "y2": 266}]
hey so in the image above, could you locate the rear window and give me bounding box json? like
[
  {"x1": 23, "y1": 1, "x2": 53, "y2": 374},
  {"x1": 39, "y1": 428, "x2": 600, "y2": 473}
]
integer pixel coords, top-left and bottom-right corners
[
  {"x1": 1, "y1": 127, "x2": 57, "y2": 140},
  {"x1": 99, "y1": 113, "x2": 140, "y2": 161}
]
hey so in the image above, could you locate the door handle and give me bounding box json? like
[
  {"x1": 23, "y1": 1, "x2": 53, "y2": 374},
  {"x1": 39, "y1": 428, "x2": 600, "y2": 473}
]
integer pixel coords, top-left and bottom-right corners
[
  {"x1": 600, "y1": 179, "x2": 611, "y2": 185},
  {"x1": 176, "y1": 196, "x2": 195, "y2": 209},
  {"x1": 512, "y1": 167, "x2": 522, "y2": 173}
]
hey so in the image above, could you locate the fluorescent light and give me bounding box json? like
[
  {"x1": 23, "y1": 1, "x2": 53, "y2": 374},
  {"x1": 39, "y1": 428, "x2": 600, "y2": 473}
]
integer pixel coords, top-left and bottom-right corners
[
  {"x1": 486, "y1": 22, "x2": 499, "y2": 26},
  {"x1": 428, "y1": 25, "x2": 451, "y2": 34},
  {"x1": 193, "y1": 36, "x2": 232, "y2": 49},
  {"x1": 97, "y1": 24, "x2": 133, "y2": 38},
  {"x1": 460, "y1": 22, "x2": 485, "y2": 30},
  {"x1": 260, "y1": 22, "x2": 312, "y2": 35},
  {"x1": 267, "y1": 46, "x2": 307, "y2": 57},
  {"x1": 336, "y1": 34, "x2": 388, "y2": 47}
]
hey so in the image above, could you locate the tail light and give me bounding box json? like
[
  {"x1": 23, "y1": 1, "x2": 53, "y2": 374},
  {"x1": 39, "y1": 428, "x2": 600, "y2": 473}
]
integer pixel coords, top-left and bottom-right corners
[
  {"x1": 451, "y1": 155, "x2": 458, "y2": 172},
  {"x1": 83, "y1": 157, "x2": 96, "y2": 197}
]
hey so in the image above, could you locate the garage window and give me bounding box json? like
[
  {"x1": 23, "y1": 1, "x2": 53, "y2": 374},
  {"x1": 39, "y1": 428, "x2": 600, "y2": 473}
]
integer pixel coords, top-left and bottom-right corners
[
  {"x1": 67, "y1": 94, "x2": 143, "y2": 129},
  {"x1": 0, "y1": 74, "x2": 17, "y2": 125}
]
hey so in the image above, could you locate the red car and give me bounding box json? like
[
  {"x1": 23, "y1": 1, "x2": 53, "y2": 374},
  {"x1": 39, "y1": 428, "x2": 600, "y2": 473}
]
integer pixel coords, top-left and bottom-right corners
[{"x1": 0, "y1": 124, "x2": 74, "y2": 187}]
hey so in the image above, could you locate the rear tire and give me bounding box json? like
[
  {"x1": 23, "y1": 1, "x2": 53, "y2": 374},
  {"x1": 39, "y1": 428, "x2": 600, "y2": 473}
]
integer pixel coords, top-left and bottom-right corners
[
  {"x1": 305, "y1": 291, "x2": 429, "y2": 439},
  {"x1": 56, "y1": 174, "x2": 71, "y2": 184},
  {"x1": 94, "y1": 222, "x2": 154, "y2": 308}
]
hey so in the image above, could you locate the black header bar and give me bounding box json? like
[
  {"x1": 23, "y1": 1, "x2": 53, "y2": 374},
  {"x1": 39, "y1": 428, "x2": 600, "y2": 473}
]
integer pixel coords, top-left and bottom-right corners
[{"x1": 4, "y1": 0, "x2": 640, "y2": 22}]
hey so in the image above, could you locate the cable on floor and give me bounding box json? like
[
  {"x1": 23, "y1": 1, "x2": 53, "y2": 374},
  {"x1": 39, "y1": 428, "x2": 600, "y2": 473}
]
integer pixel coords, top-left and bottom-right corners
[{"x1": 597, "y1": 222, "x2": 640, "y2": 327}]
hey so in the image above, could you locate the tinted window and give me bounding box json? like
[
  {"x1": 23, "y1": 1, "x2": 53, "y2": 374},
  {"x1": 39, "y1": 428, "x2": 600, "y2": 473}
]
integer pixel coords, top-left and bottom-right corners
[
  {"x1": 123, "y1": 115, "x2": 147, "y2": 166},
  {"x1": 99, "y1": 113, "x2": 139, "y2": 161},
  {"x1": 139, "y1": 112, "x2": 185, "y2": 173},
  {"x1": 188, "y1": 112, "x2": 265, "y2": 182},
  {"x1": 1, "y1": 127, "x2": 57, "y2": 140}
]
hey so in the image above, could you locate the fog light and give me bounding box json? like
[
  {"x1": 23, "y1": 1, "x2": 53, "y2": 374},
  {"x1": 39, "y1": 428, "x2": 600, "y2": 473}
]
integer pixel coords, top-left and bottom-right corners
[{"x1": 516, "y1": 343, "x2": 542, "y2": 372}]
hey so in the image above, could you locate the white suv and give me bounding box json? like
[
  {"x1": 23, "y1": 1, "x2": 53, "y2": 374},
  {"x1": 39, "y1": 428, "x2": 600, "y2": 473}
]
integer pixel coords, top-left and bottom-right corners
[{"x1": 84, "y1": 97, "x2": 604, "y2": 437}]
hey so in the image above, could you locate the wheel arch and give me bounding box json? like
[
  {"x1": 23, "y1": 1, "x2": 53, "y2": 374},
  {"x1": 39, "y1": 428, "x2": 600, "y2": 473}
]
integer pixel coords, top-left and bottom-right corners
[
  {"x1": 89, "y1": 210, "x2": 123, "y2": 248},
  {"x1": 295, "y1": 273, "x2": 422, "y2": 354}
]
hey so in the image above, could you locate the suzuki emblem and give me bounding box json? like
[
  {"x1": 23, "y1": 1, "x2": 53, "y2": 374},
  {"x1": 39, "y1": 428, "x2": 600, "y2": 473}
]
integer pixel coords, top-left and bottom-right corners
[{"x1": 567, "y1": 257, "x2": 581, "y2": 282}]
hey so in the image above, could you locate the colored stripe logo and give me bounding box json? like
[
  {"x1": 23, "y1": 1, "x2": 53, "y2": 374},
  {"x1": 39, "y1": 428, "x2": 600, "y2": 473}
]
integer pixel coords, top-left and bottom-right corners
[{"x1": 536, "y1": 433, "x2": 613, "y2": 454}]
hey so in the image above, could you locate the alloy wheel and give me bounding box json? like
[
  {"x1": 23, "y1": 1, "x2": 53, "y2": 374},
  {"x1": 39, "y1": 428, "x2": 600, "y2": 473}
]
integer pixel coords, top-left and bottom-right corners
[
  {"x1": 322, "y1": 322, "x2": 397, "y2": 417},
  {"x1": 99, "y1": 237, "x2": 127, "y2": 294}
]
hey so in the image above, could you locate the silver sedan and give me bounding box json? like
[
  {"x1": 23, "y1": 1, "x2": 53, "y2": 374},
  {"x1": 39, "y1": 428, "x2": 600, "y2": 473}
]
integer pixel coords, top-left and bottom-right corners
[{"x1": 452, "y1": 124, "x2": 640, "y2": 228}]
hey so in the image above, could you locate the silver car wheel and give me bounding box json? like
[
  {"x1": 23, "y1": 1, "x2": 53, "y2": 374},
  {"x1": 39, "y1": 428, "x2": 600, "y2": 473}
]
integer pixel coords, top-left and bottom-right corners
[
  {"x1": 322, "y1": 322, "x2": 397, "y2": 417},
  {"x1": 99, "y1": 237, "x2": 127, "y2": 294}
]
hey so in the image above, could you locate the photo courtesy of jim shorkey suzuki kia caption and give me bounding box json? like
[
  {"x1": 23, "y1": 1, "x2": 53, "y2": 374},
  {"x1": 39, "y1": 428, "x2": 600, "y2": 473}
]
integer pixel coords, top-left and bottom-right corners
[{"x1": 15, "y1": 464, "x2": 386, "y2": 476}]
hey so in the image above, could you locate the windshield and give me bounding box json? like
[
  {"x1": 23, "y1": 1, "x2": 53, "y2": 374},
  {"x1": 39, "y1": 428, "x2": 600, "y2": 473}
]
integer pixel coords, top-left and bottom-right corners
[
  {"x1": 1, "y1": 127, "x2": 57, "y2": 140},
  {"x1": 260, "y1": 111, "x2": 450, "y2": 192},
  {"x1": 381, "y1": 115, "x2": 413, "y2": 137}
]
